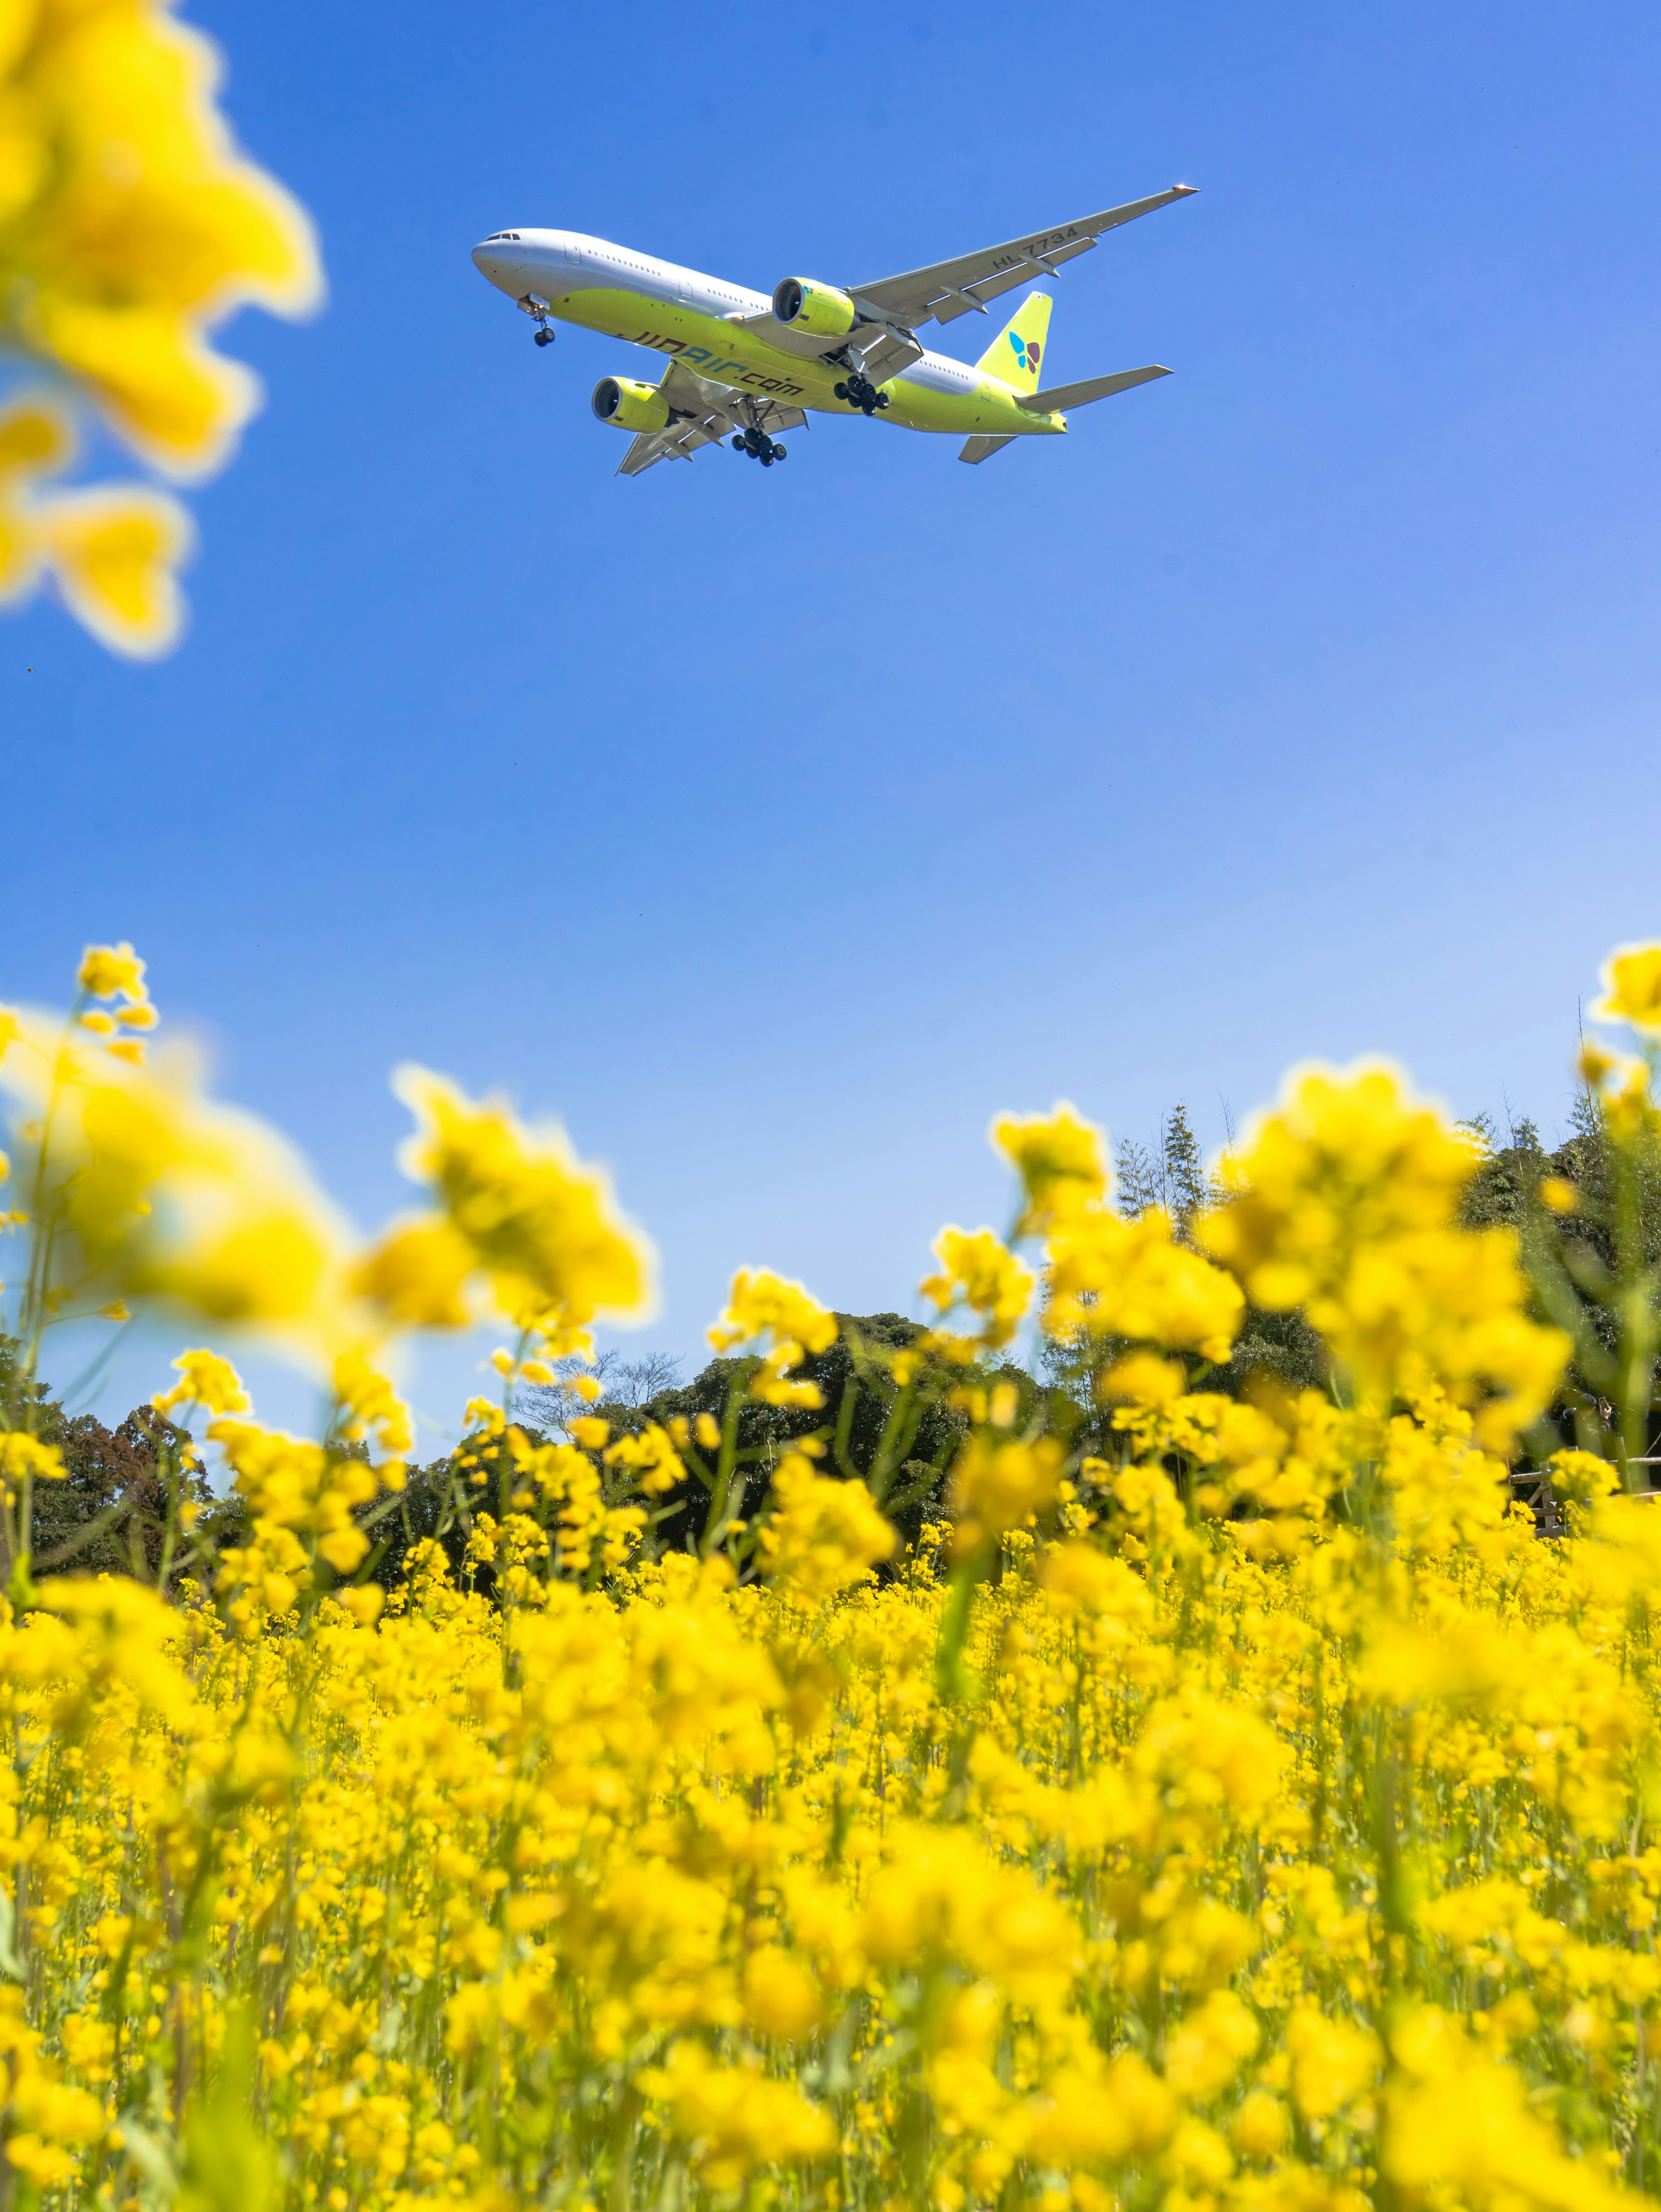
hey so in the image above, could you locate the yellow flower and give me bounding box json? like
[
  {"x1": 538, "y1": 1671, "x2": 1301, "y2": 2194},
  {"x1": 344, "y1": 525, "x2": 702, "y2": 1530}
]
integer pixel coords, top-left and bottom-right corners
[
  {"x1": 357, "y1": 1068, "x2": 653, "y2": 1343},
  {"x1": 351, "y1": 1215, "x2": 473, "y2": 1328},
  {"x1": 75, "y1": 940, "x2": 147, "y2": 1003},
  {"x1": 0, "y1": 0, "x2": 322, "y2": 478},
  {"x1": 708, "y1": 1266, "x2": 836, "y2": 1355},
  {"x1": 152, "y1": 1346, "x2": 248, "y2": 1415},
  {"x1": 602, "y1": 1420, "x2": 685, "y2": 1497},
  {"x1": 1045, "y1": 1204, "x2": 1243, "y2": 1363},
  {"x1": 1591, "y1": 942, "x2": 1661, "y2": 1035},
  {"x1": 0, "y1": 399, "x2": 190, "y2": 655},
  {"x1": 640, "y1": 2041, "x2": 834, "y2": 2189},
  {"x1": 1286, "y1": 2003, "x2": 1380, "y2": 2121},
  {"x1": 1201, "y1": 1062, "x2": 1565, "y2": 1440},
  {"x1": 949, "y1": 1433, "x2": 1065, "y2": 1553},
  {"x1": 0, "y1": 1431, "x2": 65, "y2": 1490},
  {"x1": 757, "y1": 1453, "x2": 895, "y2": 1600},
  {"x1": 0, "y1": 1006, "x2": 354, "y2": 1351},
  {"x1": 920, "y1": 1225, "x2": 1034, "y2": 1350},
  {"x1": 991, "y1": 1100, "x2": 1107, "y2": 1231},
  {"x1": 331, "y1": 1349, "x2": 413, "y2": 1460},
  {"x1": 742, "y1": 1946, "x2": 824, "y2": 2041}
]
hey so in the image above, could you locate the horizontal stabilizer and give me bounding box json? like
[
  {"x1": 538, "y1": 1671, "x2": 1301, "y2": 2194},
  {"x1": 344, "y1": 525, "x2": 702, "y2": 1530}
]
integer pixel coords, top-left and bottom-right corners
[
  {"x1": 1019, "y1": 365, "x2": 1171, "y2": 413},
  {"x1": 959, "y1": 434, "x2": 1015, "y2": 465}
]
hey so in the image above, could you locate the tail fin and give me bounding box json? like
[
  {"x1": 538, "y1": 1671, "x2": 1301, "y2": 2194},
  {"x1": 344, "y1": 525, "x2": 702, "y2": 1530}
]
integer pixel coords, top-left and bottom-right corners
[{"x1": 976, "y1": 290, "x2": 1052, "y2": 393}]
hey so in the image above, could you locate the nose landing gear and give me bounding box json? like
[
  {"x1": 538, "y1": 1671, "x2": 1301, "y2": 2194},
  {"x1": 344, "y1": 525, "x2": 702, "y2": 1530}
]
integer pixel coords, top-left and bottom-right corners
[
  {"x1": 519, "y1": 294, "x2": 554, "y2": 347},
  {"x1": 732, "y1": 432, "x2": 787, "y2": 465},
  {"x1": 834, "y1": 373, "x2": 889, "y2": 415}
]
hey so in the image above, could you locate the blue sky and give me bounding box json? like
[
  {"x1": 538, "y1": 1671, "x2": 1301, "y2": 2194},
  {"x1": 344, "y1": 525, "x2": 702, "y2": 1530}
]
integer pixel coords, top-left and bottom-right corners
[{"x1": 5, "y1": 0, "x2": 1660, "y2": 1439}]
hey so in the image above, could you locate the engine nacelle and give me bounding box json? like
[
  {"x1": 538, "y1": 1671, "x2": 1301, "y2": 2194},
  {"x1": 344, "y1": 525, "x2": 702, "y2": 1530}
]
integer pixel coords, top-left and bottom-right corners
[
  {"x1": 772, "y1": 277, "x2": 858, "y2": 338},
  {"x1": 591, "y1": 376, "x2": 670, "y2": 433}
]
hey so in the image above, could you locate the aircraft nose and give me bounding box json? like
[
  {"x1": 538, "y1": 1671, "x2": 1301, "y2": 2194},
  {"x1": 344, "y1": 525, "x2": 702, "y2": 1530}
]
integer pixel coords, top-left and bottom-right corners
[{"x1": 472, "y1": 234, "x2": 523, "y2": 287}]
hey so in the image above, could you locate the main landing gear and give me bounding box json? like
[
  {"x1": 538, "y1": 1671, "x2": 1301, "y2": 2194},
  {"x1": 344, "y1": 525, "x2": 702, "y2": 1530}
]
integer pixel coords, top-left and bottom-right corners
[
  {"x1": 834, "y1": 374, "x2": 889, "y2": 415},
  {"x1": 732, "y1": 430, "x2": 787, "y2": 466}
]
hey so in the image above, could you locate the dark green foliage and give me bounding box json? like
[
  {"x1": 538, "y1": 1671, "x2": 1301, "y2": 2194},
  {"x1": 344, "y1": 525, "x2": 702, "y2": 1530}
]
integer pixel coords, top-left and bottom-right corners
[
  {"x1": 0, "y1": 1335, "x2": 220, "y2": 1584},
  {"x1": 598, "y1": 1312, "x2": 973, "y2": 1552},
  {"x1": 361, "y1": 1457, "x2": 474, "y2": 1592},
  {"x1": 1205, "y1": 1307, "x2": 1331, "y2": 1399}
]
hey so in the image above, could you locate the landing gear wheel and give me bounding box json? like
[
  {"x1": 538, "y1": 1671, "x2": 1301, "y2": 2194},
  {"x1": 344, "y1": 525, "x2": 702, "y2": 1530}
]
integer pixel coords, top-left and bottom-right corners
[
  {"x1": 876, "y1": 391, "x2": 890, "y2": 409},
  {"x1": 533, "y1": 326, "x2": 554, "y2": 347},
  {"x1": 833, "y1": 381, "x2": 848, "y2": 400},
  {"x1": 731, "y1": 436, "x2": 746, "y2": 451},
  {"x1": 771, "y1": 443, "x2": 786, "y2": 460},
  {"x1": 760, "y1": 452, "x2": 773, "y2": 466}
]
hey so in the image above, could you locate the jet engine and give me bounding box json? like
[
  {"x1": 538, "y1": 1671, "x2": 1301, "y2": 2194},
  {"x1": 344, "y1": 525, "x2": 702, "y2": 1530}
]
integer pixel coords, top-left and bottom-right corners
[
  {"x1": 591, "y1": 376, "x2": 670, "y2": 433},
  {"x1": 771, "y1": 278, "x2": 857, "y2": 338}
]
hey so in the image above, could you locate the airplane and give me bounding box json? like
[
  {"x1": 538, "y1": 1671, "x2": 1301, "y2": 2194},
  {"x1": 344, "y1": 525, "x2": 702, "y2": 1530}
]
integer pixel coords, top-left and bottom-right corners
[{"x1": 470, "y1": 186, "x2": 1196, "y2": 477}]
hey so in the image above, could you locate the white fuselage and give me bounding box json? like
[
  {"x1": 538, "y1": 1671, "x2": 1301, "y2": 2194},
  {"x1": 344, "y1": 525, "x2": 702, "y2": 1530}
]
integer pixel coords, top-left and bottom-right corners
[{"x1": 471, "y1": 230, "x2": 1041, "y2": 437}]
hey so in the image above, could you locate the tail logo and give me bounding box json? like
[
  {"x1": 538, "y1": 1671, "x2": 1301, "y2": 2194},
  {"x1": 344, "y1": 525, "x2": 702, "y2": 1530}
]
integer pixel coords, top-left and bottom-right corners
[{"x1": 1008, "y1": 331, "x2": 1041, "y2": 373}]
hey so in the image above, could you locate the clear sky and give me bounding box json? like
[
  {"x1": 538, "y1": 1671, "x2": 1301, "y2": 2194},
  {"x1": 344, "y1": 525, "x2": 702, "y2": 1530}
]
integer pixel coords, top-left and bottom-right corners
[{"x1": 5, "y1": 0, "x2": 1660, "y2": 1438}]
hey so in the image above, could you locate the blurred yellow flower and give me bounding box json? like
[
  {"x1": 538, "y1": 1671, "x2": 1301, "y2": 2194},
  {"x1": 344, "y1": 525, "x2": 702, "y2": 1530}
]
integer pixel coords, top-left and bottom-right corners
[
  {"x1": 0, "y1": 397, "x2": 189, "y2": 655},
  {"x1": 920, "y1": 1225, "x2": 1033, "y2": 1350},
  {"x1": 708, "y1": 1266, "x2": 836, "y2": 1355},
  {"x1": 1045, "y1": 1203, "x2": 1242, "y2": 1364},
  {"x1": 0, "y1": 1007, "x2": 354, "y2": 1353},
  {"x1": 991, "y1": 1100, "x2": 1107, "y2": 1232},
  {"x1": 1592, "y1": 942, "x2": 1661, "y2": 1036},
  {"x1": 332, "y1": 1348, "x2": 412, "y2": 1461},
  {"x1": 0, "y1": 0, "x2": 321, "y2": 476},
  {"x1": 1201, "y1": 1062, "x2": 1565, "y2": 1439},
  {"x1": 757, "y1": 1452, "x2": 895, "y2": 1600},
  {"x1": 949, "y1": 1432, "x2": 1064, "y2": 1554},
  {"x1": 152, "y1": 1345, "x2": 248, "y2": 1415},
  {"x1": 356, "y1": 1068, "x2": 653, "y2": 1343},
  {"x1": 76, "y1": 940, "x2": 147, "y2": 1003}
]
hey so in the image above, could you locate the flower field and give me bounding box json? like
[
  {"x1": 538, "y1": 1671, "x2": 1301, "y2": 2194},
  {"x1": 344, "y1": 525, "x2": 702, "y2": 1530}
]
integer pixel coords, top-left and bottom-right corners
[{"x1": 6, "y1": 943, "x2": 1661, "y2": 2212}]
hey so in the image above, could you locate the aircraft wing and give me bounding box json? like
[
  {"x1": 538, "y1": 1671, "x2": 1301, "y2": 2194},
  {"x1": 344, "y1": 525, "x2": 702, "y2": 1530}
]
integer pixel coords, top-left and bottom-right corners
[
  {"x1": 729, "y1": 311, "x2": 923, "y2": 384},
  {"x1": 616, "y1": 361, "x2": 806, "y2": 476},
  {"x1": 851, "y1": 186, "x2": 1196, "y2": 330}
]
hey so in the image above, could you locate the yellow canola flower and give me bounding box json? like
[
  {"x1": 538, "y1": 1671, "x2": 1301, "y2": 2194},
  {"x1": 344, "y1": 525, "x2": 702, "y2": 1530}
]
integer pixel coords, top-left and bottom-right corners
[
  {"x1": 331, "y1": 1347, "x2": 413, "y2": 1462},
  {"x1": 75, "y1": 940, "x2": 147, "y2": 1004},
  {"x1": 151, "y1": 1344, "x2": 248, "y2": 1414},
  {"x1": 1201, "y1": 1062, "x2": 1567, "y2": 1443},
  {"x1": 0, "y1": 397, "x2": 189, "y2": 656},
  {"x1": 602, "y1": 1421, "x2": 685, "y2": 1497},
  {"x1": 991, "y1": 1099, "x2": 1108, "y2": 1232},
  {"x1": 707, "y1": 1266, "x2": 836, "y2": 1356},
  {"x1": 356, "y1": 1067, "x2": 653, "y2": 1343},
  {"x1": 949, "y1": 1431, "x2": 1065, "y2": 1554},
  {"x1": 708, "y1": 1266, "x2": 836, "y2": 1404},
  {"x1": 0, "y1": 0, "x2": 322, "y2": 478},
  {"x1": 756, "y1": 1452, "x2": 895, "y2": 1601},
  {"x1": 1045, "y1": 1202, "x2": 1243, "y2": 1364},
  {"x1": 1591, "y1": 942, "x2": 1661, "y2": 1036},
  {"x1": 920, "y1": 1224, "x2": 1034, "y2": 1350},
  {"x1": 639, "y1": 2040, "x2": 834, "y2": 2189},
  {"x1": 0, "y1": 1009, "x2": 356, "y2": 1353},
  {"x1": 0, "y1": 1430, "x2": 65, "y2": 1491},
  {"x1": 1382, "y1": 2007, "x2": 1640, "y2": 2212}
]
